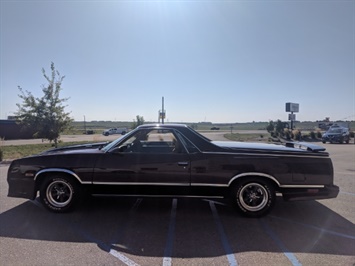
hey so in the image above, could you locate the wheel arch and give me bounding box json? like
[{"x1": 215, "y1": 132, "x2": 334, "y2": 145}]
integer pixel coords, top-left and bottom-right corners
[
  {"x1": 34, "y1": 168, "x2": 84, "y2": 188},
  {"x1": 228, "y1": 172, "x2": 280, "y2": 189}
]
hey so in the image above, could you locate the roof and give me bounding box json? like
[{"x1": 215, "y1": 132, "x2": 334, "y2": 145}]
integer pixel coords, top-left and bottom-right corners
[{"x1": 137, "y1": 124, "x2": 189, "y2": 129}]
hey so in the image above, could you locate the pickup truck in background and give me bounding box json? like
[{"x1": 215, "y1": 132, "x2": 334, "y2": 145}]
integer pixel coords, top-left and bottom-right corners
[{"x1": 102, "y1": 127, "x2": 128, "y2": 136}]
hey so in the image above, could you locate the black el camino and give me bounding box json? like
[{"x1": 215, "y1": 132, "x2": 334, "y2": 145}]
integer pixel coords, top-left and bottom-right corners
[{"x1": 7, "y1": 124, "x2": 339, "y2": 217}]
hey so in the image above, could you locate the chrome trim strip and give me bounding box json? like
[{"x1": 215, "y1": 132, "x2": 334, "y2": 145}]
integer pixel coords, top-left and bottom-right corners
[
  {"x1": 91, "y1": 194, "x2": 224, "y2": 199},
  {"x1": 190, "y1": 183, "x2": 228, "y2": 187},
  {"x1": 93, "y1": 180, "x2": 324, "y2": 189},
  {"x1": 203, "y1": 151, "x2": 325, "y2": 158},
  {"x1": 92, "y1": 182, "x2": 189, "y2": 186},
  {"x1": 34, "y1": 168, "x2": 90, "y2": 184},
  {"x1": 280, "y1": 184, "x2": 324, "y2": 188},
  {"x1": 228, "y1": 172, "x2": 281, "y2": 187},
  {"x1": 227, "y1": 172, "x2": 325, "y2": 189}
]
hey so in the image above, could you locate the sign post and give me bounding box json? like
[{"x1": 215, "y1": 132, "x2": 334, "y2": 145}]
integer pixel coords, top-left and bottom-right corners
[{"x1": 286, "y1": 103, "x2": 299, "y2": 130}]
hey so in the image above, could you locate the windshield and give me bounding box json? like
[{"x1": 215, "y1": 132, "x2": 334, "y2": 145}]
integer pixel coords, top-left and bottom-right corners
[
  {"x1": 327, "y1": 128, "x2": 343, "y2": 134},
  {"x1": 101, "y1": 134, "x2": 129, "y2": 152}
]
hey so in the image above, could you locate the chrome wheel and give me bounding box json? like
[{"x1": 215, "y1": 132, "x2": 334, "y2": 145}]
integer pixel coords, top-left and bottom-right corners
[
  {"x1": 46, "y1": 180, "x2": 73, "y2": 208},
  {"x1": 232, "y1": 178, "x2": 275, "y2": 217},
  {"x1": 40, "y1": 175, "x2": 79, "y2": 212},
  {"x1": 239, "y1": 182, "x2": 268, "y2": 212}
]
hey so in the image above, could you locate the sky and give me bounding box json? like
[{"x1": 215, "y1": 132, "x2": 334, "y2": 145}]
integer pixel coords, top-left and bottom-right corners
[{"x1": 1, "y1": 0, "x2": 354, "y2": 123}]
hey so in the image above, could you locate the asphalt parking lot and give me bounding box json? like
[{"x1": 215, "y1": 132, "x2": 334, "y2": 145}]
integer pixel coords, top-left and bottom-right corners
[{"x1": 0, "y1": 140, "x2": 354, "y2": 265}]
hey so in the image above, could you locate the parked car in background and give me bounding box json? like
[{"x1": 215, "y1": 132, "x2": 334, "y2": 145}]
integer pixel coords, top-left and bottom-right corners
[
  {"x1": 322, "y1": 126, "x2": 350, "y2": 144},
  {"x1": 7, "y1": 124, "x2": 339, "y2": 217},
  {"x1": 102, "y1": 127, "x2": 127, "y2": 136}
]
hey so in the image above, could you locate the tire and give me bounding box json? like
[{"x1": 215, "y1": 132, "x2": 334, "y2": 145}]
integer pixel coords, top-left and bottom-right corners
[
  {"x1": 39, "y1": 175, "x2": 80, "y2": 213},
  {"x1": 231, "y1": 178, "x2": 276, "y2": 218}
]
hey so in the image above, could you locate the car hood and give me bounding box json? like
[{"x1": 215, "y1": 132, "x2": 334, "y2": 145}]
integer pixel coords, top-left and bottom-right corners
[
  {"x1": 40, "y1": 142, "x2": 109, "y2": 155},
  {"x1": 211, "y1": 141, "x2": 326, "y2": 153},
  {"x1": 323, "y1": 133, "x2": 341, "y2": 136}
]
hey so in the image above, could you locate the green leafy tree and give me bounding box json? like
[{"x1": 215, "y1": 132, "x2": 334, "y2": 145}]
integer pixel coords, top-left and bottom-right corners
[
  {"x1": 16, "y1": 62, "x2": 73, "y2": 147},
  {"x1": 266, "y1": 120, "x2": 275, "y2": 133},
  {"x1": 132, "y1": 115, "x2": 145, "y2": 129},
  {"x1": 275, "y1": 119, "x2": 285, "y2": 137}
]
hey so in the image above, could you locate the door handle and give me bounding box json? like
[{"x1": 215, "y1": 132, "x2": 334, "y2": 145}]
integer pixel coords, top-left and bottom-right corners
[{"x1": 178, "y1": 162, "x2": 189, "y2": 166}]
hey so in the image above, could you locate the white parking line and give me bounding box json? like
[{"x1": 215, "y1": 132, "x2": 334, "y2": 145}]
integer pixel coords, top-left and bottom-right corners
[
  {"x1": 163, "y1": 198, "x2": 178, "y2": 266},
  {"x1": 269, "y1": 215, "x2": 355, "y2": 240},
  {"x1": 340, "y1": 191, "x2": 355, "y2": 196},
  {"x1": 107, "y1": 198, "x2": 143, "y2": 265},
  {"x1": 109, "y1": 249, "x2": 140, "y2": 266},
  {"x1": 203, "y1": 199, "x2": 228, "y2": 206},
  {"x1": 209, "y1": 201, "x2": 238, "y2": 266},
  {"x1": 260, "y1": 220, "x2": 302, "y2": 266}
]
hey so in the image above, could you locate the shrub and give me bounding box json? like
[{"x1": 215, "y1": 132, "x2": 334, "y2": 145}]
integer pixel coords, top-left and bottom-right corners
[
  {"x1": 310, "y1": 131, "x2": 316, "y2": 139},
  {"x1": 292, "y1": 130, "x2": 302, "y2": 141},
  {"x1": 317, "y1": 131, "x2": 322, "y2": 138}
]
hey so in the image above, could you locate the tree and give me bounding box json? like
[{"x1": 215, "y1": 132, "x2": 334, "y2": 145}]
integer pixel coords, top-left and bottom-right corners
[
  {"x1": 132, "y1": 115, "x2": 145, "y2": 129},
  {"x1": 266, "y1": 120, "x2": 275, "y2": 133},
  {"x1": 16, "y1": 62, "x2": 73, "y2": 147},
  {"x1": 275, "y1": 119, "x2": 285, "y2": 137}
]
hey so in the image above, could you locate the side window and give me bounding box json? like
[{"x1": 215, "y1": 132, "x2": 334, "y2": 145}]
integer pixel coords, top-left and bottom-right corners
[{"x1": 118, "y1": 129, "x2": 184, "y2": 153}]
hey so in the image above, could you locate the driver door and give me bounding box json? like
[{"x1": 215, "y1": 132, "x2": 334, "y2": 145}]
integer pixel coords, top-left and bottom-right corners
[{"x1": 92, "y1": 128, "x2": 191, "y2": 186}]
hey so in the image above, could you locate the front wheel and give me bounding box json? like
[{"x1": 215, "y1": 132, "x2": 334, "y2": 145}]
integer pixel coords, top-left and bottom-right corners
[
  {"x1": 231, "y1": 178, "x2": 276, "y2": 218},
  {"x1": 40, "y1": 175, "x2": 80, "y2": 213}
]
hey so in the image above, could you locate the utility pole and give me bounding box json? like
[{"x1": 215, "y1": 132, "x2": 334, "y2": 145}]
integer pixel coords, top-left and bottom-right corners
[{"x1": 162, "y1": 97, "x2": 165, "y2": 124}]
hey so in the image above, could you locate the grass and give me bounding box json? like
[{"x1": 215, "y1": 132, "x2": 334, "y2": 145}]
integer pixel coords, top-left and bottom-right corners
[
  {"x1": 224, "y1": 133, "x2": 268, "y2": 142},
  {"x1": 1, "y1": 141, "x2": 90, "y2": 160}
]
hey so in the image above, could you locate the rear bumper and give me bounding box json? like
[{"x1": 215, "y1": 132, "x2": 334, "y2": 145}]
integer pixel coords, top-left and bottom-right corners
[{"x1": 282, "y1": 185, "x2": 339, "y2": 201}]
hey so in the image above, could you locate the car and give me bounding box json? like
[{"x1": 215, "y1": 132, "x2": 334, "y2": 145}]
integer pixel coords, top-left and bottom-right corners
[
  {"x1": 7, "y1": 124, "x2": 339, "y2": 217},
  {"x1": 102, "y1": 127, "x2": 127, "y2": 136},
  {"x1": 322, "y1": 126, "x2": 350, "y2": 144}
]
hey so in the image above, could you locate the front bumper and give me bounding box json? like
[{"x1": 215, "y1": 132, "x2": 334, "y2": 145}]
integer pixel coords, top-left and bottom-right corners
[
  {"x1": 7, "y1": 175, "x2": 37, "y2": 200},
  {"x1": 282, "y1": 184, "x2": 339, "y2": 201},
  {"x1": 322, "y1": 135, "x2": 343, "y2": 143}
]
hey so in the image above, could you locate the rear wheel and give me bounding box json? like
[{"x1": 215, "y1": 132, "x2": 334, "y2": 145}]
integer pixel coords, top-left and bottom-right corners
[
  {"x1": 39, "y1": 175, "x2": 80, "y2": 213},
  {"x1": 231, "y1": 178, "x2": 276, "y2": 218}
]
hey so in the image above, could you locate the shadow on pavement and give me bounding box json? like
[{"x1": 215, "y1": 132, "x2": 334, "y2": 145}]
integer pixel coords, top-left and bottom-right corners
[{"x1": 0, "y1": 196, "x2": 354, "y2": 258}]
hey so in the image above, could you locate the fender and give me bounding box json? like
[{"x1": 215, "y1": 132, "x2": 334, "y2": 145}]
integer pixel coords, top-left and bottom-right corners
[
  {"x1": 228, "y1": 172, "x2": 324, "y2": 188},
  {"x1": 228, "y1": 172, "x2": 281, "y2": 187},
  {"x1": 34, "y1": 168, "x2": 91, "y2": 184}
]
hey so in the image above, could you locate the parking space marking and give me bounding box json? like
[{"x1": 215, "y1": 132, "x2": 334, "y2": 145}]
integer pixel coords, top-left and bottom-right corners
[
  {"x1": 163, "y1": 198, "x2": 178, "y2": 266},
  {"x1": 203, "y1": 199, "x2": 228, "y2": 206},
  {"x1": 109, "y1": 249, "x2": 140, "y2": 266},
  {"x1": 72, "y1": 198, "x2": 143, "y2": 266},
  {"x1": 260, "y1": 220, "x2": 302, "y2": 266},
  {"x1": 340, "y1": 191, "x2": 355, "y2": 196},
  {"x1": 209, "y1": 201, "x2": 238, "y2": 266},
  {"x1": 269, "y1": 215, "x2": 355, "y2": 240}
]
